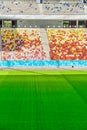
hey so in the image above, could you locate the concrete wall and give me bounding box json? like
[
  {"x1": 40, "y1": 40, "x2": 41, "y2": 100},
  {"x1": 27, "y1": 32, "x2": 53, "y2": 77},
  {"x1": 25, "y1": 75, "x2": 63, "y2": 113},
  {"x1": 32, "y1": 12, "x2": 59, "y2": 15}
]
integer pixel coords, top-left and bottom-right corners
[{"x1": 17, "y1": 20, "x2": 63, "y2": 28}]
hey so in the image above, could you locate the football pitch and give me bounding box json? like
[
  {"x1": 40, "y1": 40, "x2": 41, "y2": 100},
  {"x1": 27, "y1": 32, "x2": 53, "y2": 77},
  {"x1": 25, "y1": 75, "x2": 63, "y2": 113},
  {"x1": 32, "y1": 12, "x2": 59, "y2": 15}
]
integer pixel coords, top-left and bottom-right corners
[{"x1": 0, "y1": 70, "x2": 87, "y2": 130}]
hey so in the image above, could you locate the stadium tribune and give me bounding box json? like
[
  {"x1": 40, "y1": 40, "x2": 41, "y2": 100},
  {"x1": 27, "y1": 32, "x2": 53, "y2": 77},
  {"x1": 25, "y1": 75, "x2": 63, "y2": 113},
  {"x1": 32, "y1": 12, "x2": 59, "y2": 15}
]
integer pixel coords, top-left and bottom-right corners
[{"x1": 0, "y1": 0, "x2": 87, "y2": 129}]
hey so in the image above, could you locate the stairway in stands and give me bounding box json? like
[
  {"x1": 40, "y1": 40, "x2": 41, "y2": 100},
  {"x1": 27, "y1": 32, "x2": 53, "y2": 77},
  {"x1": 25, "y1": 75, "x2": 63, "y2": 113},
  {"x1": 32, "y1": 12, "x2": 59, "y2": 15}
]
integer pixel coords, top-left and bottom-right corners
[{"x1": 40, "y1": 29, "x2": 51, "y2": 60}]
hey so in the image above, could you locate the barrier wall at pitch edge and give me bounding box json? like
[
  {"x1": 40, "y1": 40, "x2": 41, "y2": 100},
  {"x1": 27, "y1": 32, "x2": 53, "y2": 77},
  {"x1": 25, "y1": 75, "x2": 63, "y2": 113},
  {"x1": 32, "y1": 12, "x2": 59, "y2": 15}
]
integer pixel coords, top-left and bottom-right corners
[{"x1": 0, "y1": 60, "x2": 87, "y2": 67}]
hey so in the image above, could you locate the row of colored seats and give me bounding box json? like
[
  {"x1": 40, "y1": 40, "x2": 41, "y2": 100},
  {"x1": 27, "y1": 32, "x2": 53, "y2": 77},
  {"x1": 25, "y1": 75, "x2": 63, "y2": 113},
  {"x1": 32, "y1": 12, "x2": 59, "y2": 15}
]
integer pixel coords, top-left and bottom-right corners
[
  {"x1": 1, "y1": 28, "x2": 87, "y2": 61},
  {"x1": 1, "y1": 29, "x2": 46, "y2": 60},
  {"x1": 47, "y1": 29, "x2": 87, "y2": 60}
]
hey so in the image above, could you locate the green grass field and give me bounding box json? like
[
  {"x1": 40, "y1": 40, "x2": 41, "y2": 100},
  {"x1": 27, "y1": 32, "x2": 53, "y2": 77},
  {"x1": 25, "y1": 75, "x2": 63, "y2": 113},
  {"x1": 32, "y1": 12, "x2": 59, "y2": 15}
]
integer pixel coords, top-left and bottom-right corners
[{"x1": 0, "y1": 70, "x2": 87, "y2": 130}]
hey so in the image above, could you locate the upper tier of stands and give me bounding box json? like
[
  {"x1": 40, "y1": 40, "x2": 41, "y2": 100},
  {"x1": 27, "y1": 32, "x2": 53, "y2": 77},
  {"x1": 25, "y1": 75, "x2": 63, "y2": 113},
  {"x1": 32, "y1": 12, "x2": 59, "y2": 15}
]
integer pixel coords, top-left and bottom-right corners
[
  {"x1": 43, "y1": 3, "x2": 85, "y2": 14},
  {"x1": 0, "y1": 1, "x2": 40, "y2": 15},
  {"x1": 0, "y1": 0, "x2": 86, "y2": 15},
  {"x1": 1, "y1": 29, "x2": 46, "y2": 60}
]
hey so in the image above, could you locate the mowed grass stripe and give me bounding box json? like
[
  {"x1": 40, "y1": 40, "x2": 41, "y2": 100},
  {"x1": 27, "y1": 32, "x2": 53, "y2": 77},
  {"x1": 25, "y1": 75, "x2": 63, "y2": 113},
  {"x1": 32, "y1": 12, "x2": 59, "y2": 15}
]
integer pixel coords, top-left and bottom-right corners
[
  {"x1": 29, "y1": 75, "x2": 87, "y2": 130},
  {"x1": 0, "y1": 70, "x2": 87, "y2": 75},
  {"x1": 62, "y1": 74, "x2": 87, "y2": 104},
  {"x1": 0, "y1": 75, "x2": 37, "y2": 129},
  {"x1": 0, "y1": 72, "x2": 87, "y2": 129},
  {"x1": 37, "y1": 74, "x2": 87, "y2": 130}
]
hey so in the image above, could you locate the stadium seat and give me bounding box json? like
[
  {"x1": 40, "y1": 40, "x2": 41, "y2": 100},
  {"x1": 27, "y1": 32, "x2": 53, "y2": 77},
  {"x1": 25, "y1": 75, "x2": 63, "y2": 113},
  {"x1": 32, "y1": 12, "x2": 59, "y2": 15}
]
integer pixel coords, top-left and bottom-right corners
[
  {"x1": 1, "y1": 29, "x2": 46, "y2": 60},
  {"x1": 47, "y1": 29, "x2": 87, "y2": 60},
  {"x1": 43, "y1": 3, "x2": 85, "y2": 15},
  {"x1": 0, "y1": 0, "x2": 40, "y2": 15},
  {"x1": 0, "y1": 1, "x2": 85, "y2": 15}
]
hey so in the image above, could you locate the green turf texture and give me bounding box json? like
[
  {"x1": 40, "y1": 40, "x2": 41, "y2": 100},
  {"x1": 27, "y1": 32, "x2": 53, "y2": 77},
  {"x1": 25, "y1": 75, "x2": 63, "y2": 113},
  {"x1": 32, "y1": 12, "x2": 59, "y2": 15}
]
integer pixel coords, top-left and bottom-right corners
[{"x1": 0, "y1": 70, "x2": 87, "y2": 130}]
